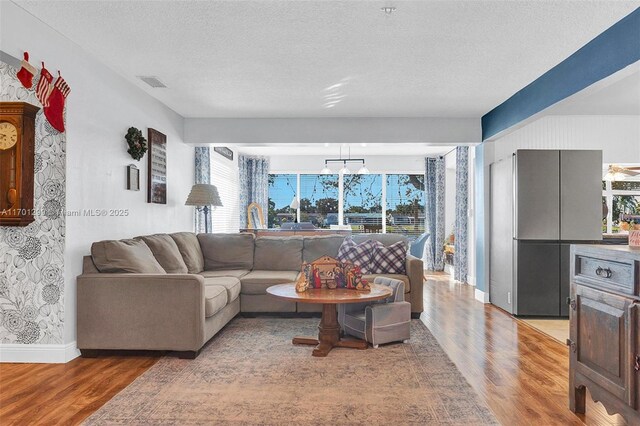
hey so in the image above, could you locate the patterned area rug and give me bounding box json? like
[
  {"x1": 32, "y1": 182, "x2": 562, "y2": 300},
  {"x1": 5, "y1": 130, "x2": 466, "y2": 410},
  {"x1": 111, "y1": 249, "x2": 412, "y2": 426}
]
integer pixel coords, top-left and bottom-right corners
[{"x1": 84, "y1": 318, "x2": 497, "y2": 425}]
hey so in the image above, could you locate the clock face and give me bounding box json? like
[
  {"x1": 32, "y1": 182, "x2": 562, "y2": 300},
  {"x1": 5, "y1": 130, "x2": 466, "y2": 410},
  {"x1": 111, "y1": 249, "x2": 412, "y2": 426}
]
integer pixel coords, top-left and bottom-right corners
[{"x1": 0, "y1": 122, "x2": 18, "y2": 150}]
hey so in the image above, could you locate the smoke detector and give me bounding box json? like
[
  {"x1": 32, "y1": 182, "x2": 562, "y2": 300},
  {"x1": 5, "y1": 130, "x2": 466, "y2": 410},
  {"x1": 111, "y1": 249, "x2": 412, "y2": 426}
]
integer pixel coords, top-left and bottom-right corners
[{"x1": 137, "y1": 76, "x2": 167, "y2": 88}]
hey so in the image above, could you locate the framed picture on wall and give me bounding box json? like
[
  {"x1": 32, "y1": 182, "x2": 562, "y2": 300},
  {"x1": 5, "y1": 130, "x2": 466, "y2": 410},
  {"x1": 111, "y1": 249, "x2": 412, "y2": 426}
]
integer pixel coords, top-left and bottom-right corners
[
  {"x1": 127, "y1": 164, "x2": 140, "y2": 191},
  {"x1": 147, "y1": 128, "x2": 167, "y2": 204}
]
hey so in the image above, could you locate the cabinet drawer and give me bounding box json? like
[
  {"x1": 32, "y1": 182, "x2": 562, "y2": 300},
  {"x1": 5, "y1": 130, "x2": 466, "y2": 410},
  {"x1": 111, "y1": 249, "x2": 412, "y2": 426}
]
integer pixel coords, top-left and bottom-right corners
[{"x1": 575, "y1": 255, "x2": 636, "y2": 295}]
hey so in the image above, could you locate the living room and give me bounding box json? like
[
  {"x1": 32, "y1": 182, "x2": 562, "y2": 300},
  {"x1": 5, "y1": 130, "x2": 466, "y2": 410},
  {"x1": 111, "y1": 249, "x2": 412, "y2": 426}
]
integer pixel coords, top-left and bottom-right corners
[{"x1": 1, "y1": 1, "x2": 639, "y2": 425}]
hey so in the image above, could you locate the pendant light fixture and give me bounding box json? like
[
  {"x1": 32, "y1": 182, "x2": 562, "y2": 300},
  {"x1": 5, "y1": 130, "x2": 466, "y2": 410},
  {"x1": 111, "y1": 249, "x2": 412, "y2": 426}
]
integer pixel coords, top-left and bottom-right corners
[{"x1": 320, "y1": 145, "x2": 369, "y2": 175}]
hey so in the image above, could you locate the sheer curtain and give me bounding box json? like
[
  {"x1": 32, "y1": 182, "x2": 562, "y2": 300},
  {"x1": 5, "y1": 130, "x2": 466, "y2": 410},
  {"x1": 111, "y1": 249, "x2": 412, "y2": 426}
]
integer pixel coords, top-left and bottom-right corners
[
  {"x1": 425, "y1": 157, "x2": 446, "y2": 271},
  {"x1": 454, "y1": 146, "x2": 469, "y2": 282},
  {"x1": 194, "y1": 147, "x2": 211, "y2": 233},
  {"x1": 239, "y1": 155, "x2": 270, "y2": 229}
]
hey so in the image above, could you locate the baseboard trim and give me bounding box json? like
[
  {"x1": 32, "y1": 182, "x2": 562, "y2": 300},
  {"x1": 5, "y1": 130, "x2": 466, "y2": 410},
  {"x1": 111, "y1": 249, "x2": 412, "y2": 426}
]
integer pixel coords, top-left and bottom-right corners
[
  {"x1": 474, "y1": 288, "x2": 490, "y2": 304},
  {"x1": 0, "y1": 341, "x2": 80, "y2": 363}
]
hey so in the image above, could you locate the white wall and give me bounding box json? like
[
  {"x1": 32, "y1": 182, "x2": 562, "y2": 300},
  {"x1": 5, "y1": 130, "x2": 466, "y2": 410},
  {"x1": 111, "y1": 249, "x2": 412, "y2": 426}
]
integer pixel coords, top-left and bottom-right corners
[
  {"x1": 1, "y1": 2, "x2": 194, "y2": 352},
  {"x1": 186, "y1": 117, "x2": 481, "y2": 146},
  {"x1": 444, "y1": 151, "x2": 457, "y2": 239},
  {"x1": 487, "y1": 115, "x2": 640, "y2": 163}
]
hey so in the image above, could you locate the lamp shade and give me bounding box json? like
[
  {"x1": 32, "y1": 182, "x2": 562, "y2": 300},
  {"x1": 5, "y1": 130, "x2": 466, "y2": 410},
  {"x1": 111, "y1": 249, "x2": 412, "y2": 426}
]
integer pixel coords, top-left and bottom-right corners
[
  {"x1": 289, "y1": 197, "x2": 300, "y2": 209},
  {"x1": 185, "y1": 184, "x2": 223, "y2": 207}
]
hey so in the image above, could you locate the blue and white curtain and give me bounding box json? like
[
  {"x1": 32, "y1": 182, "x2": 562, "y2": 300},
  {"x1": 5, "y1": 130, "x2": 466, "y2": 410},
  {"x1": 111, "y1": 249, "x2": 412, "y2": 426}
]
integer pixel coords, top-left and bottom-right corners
[
  {"x1": 239, "y1": 155, "x2": 270, "y2": 229},
  {"x1": 425, "y1": 157, "x2": 446, "y2": 271},
  {"x1": 454, "y1": 146, "x2": 469, "y2": 282},
  {"x1": 194, "y1": 147, "x2": 211, "y2": 233}
]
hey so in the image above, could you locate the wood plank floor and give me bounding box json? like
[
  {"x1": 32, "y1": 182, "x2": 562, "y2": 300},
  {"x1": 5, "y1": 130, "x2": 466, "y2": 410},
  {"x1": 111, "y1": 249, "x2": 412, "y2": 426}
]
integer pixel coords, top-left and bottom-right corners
[
  {"x1": 0, "y1": 274, "x2": 628, "y2": 425},
  {"x1": 422, "y1": 272, "x2": 626, "y2": 426}
]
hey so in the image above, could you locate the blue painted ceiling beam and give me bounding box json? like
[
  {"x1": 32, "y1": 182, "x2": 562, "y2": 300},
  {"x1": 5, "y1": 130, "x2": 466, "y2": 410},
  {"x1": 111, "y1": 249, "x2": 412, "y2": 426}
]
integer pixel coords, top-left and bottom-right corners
[{"x1": 481, "y1": 7, "x2": 640, "y2": 141}]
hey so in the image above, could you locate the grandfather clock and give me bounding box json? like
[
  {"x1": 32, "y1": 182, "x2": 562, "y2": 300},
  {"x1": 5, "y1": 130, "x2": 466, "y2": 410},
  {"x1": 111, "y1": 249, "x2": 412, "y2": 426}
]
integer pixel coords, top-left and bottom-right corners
[{"x1": 0, "y1": 102, "x2": 39, "y2": 226}]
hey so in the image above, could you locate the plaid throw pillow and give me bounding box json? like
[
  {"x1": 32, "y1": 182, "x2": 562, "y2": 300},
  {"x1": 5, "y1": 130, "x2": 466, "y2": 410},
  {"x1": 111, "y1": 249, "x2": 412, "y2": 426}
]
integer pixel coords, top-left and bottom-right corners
[
  {"x1": 371, "y1": 241, "x2": 407, "y2": 274},
  {"x1": 337, "y1": 238, "x2": 378, "y2": 275}
]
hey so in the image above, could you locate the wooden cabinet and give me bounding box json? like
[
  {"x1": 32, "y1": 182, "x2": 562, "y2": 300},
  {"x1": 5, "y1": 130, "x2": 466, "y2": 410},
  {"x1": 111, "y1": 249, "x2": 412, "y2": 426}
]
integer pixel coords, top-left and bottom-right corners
[{"x1": 569, "y1": 245, "x2": 640, "y2": 423}]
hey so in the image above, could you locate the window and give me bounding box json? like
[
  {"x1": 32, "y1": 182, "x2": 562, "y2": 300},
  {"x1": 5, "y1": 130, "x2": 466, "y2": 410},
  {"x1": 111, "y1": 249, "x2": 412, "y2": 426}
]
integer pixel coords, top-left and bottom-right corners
[
  {"x1": 210, "y1": 154, "x2": 240, "y2": 233},
  {"x1": 343, "y1": 174, "x2": 383, "y2": 232},
  {"x1": 603, "y1": 177, "x2": 640, "y2": 234},
  {"x1": 299, "y1": 174, "x2": 339, "y2": 228},
  {"x1": 386, "y1": 174, "x2": 425, "y2": 236},
  {"x1": 268, "y1": 174, "x2": 297, "y2": 227}
]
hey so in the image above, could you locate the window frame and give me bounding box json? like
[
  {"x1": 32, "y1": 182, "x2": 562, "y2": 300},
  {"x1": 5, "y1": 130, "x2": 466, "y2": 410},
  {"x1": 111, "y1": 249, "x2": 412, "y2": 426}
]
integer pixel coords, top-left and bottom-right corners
[
  {"x1": 268, "y1": 172, "x2": 425, "y2": 233},
  {"x1": 603, "y1": 179, "x2": 640, "y2": 234}
]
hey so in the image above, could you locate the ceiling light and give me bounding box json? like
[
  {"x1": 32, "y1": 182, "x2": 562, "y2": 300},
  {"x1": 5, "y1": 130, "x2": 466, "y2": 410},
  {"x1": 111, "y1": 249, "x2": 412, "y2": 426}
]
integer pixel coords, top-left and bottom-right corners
[
  {"x1": 340, "y1": 165, "x2": 351, "y2": 175},
  {"x1": 360, "y1": 143, "x2": 367, "y2": 147},
  {"x1": 321, "y1": 165, "x2": 332, "y2": 174},
  {"x1": 603, "y1": 170, "x2": 627, "y2": 181},
  {"x1": 381, "y1": 6, "x2": 396, "y2": 14},
  {"x1": 357, "y1": 164, "x2": 370, "y2": 175},
  {"x1": 324, "y1": 143, "x2": 330, "y2": 147}
]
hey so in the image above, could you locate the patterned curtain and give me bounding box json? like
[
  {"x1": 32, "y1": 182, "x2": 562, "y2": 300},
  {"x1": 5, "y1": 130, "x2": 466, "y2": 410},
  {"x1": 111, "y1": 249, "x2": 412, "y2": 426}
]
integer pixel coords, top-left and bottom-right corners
[
  {"x1": 239, "y1": 155, "x2": 270, "y2": 229},
  {"x1": 194, "y1": 147, "x2": 211, "y2": 233},
  {"x1": 454, "y1": 146, "x2": 469, "y2": 282},
  {"x1": 425, "y1": 157, "x2": 446, "y2": 271}
]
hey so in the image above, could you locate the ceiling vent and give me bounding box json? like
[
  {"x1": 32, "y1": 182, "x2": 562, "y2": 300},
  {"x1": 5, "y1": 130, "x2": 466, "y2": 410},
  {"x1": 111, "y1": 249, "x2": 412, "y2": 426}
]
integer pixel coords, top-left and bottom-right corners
[{"x1": 137, "y1": 76, "x2": 167, "y2": 88}]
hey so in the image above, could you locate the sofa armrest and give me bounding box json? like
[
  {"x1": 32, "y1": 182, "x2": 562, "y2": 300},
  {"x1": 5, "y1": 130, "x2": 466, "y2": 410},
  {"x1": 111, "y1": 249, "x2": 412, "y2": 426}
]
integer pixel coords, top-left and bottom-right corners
[
  {"x1": 365, "y1": 301, "x2": 411, "y2": 326},
  {"x1": 406, "y1": 254, "x2": 424, "y2": 314},
  {"x1": 77, "y1": 273, "x2": 205, "y2": 352}
]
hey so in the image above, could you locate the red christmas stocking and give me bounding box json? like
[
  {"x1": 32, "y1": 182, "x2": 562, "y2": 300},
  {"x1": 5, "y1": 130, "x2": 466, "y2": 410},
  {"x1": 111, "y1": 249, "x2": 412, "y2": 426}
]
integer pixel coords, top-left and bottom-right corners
[
  {"x1": 16, "y1": 52, "x2": 37, "y2": 89},
  {"x1": 36, "y1": 63, "x2": 54, "y2": 107},
  {"x1": 44, "y1": 73, "x2": 71, "y2": 133}
]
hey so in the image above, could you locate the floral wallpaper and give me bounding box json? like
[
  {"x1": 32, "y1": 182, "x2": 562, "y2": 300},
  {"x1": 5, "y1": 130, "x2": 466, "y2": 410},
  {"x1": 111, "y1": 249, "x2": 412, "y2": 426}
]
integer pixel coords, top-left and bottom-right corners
[{"x1": 0, "y1": 61, "x2": 66, "y2": 344}]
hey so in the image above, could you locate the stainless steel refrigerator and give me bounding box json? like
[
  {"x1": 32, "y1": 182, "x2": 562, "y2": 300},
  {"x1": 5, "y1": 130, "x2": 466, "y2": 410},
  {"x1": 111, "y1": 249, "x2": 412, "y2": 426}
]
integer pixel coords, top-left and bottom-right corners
[{"x1": 490, "y1": 150, "x2": 602, "y2": 316}]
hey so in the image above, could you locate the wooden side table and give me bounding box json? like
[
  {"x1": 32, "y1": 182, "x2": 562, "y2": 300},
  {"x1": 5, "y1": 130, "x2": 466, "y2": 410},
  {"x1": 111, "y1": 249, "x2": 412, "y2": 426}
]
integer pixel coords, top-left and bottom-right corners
[{"x1": 266, "y1": 283, "x2": 392, "y2": 357}]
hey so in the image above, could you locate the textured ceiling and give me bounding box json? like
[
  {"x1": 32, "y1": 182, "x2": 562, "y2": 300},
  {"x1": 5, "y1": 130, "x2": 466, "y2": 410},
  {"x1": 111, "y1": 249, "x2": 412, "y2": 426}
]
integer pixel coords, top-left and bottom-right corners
[
  {"x1": 14, "y1": 0, "x2": 640, "y2": 118},
  {"x1": 551, "y1": 70, "x2": 640, "y2": 115}
]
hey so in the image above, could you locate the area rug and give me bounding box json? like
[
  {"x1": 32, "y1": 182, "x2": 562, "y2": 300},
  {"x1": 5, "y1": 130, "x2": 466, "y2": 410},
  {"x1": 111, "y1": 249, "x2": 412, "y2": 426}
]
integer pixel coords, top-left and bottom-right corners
[{"x1": 84, "y1": 318, "x2": 497, "y2": 425}]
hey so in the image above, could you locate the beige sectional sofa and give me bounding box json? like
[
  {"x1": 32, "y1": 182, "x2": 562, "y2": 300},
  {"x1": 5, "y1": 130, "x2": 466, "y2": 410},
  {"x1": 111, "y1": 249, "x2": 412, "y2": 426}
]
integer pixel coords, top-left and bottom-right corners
[{"x1": 77, "y1": 232, "x2": 423, "y2": 358}]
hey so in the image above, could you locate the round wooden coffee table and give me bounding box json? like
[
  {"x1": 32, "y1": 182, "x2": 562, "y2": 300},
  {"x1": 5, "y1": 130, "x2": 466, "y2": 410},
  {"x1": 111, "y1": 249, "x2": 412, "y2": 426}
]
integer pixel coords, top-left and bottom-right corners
[{"x1": 266, "y1": 283, "x2": 393, "y2": 357}]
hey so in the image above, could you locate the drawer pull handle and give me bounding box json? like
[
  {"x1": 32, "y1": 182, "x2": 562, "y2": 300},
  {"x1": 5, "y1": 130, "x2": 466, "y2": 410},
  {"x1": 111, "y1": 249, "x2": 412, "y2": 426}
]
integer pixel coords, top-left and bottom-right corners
[
  {"x1": 595, "y1": 267, "x2": 612, "y2": 278},
  {"x1": 635, "y1": 355, "x2": 640, "y2": 372}
]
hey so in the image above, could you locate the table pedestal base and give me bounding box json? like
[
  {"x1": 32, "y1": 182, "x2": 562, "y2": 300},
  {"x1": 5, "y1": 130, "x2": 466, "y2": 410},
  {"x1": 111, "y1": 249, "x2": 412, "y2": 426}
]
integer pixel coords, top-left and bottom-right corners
[{"x1": 292, "y1": 303, "x2": 368, "y2": 357}]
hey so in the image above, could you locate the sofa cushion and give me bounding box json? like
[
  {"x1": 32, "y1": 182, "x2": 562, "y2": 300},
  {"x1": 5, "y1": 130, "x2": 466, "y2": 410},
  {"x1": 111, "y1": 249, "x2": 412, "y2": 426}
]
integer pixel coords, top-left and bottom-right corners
[
  {"x1": 253, "y1": 237, "x2": 303, "y2": 271},
  {"x1": 204, "y1": 276, "x2": 241, "y2": 302},
  {"x1": 170, "y1": 232, "x2": 204, "y2": 274},
  {"x1": 240, "y1": 270, "x2": 300, "y2": 295},
  {"x1": 362, "y1": 274, "x2": 410, "y2": 294},
  {"x1": 351, "y1": 233, "x2": 409, "y2": 248},
  {"x1": 370, "y1": 241, "x2": 407, "y2": 275},
  {"x1": 303, "y1": 235, "x2": 345, "y2": 263},
  {"x1": 198, "y1": 233, "x2": 255, "y2": 270},
  {"x1": 204, "y1": 285, "x2": 228, "y2": 318},
  {"x1": 91, "y1": 239, "x2": 166, "y2": 274},
  {"x1": 199, "y1": 269, "x2": 250, "y2": 279},
  {"x1": 337, "y1": 238, "x2": 379, "y2": 274},
  {"x1": 136, "y1": 234, "x2": 188, "y2": 274}
]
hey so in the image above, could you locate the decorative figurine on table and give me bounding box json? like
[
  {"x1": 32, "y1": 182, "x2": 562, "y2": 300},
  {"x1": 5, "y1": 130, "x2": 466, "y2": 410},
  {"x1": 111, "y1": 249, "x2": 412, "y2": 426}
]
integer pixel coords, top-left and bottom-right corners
[{"x1": 295, "y1": 257, "x2": 370, "y2": 292}]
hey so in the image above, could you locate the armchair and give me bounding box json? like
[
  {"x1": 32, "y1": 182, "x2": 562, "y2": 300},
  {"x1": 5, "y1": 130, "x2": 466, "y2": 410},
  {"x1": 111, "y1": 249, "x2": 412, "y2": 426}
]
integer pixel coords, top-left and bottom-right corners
[{"x1": 338, "y1": 277, "x2": 411, "y2": 348}]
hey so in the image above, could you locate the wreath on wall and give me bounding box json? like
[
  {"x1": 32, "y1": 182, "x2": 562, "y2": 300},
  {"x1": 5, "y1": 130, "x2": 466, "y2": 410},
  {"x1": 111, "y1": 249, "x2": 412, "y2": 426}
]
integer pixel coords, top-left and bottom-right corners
[{"x1": 125, "y1": 127, "x2": 147, "y2": 161}]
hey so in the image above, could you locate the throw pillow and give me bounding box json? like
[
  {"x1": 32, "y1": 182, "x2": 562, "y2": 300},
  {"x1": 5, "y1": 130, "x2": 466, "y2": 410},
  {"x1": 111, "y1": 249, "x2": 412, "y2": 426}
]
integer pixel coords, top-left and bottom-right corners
[
  {"x1": 371, "y1": 241, "x2": 407, "y2": 274},
  {"x1": 91, "y1": 239, "x2": 166, "y2": 274},
  {"x1": 337, "y1": 238, "x2": 378, "y2": 275}
]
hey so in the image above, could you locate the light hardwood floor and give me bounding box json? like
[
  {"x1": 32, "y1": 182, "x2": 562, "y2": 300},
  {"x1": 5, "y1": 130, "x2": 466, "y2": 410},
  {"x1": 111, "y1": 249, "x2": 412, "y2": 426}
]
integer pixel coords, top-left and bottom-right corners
[{"x1": 0, "y1": 274, "x2": 627, "y2": 425}]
